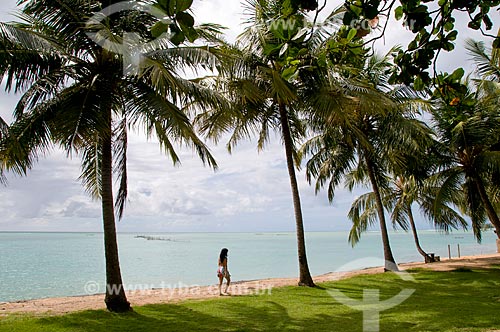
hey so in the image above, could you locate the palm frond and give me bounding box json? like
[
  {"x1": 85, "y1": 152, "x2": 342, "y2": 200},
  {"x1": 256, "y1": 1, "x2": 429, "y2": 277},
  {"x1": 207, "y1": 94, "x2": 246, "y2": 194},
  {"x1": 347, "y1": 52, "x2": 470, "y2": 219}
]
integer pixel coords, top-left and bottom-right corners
[
  {"x1": 141, "y1": 56, "x2": 229, "y2": 113},
  {"x1": 78, "y1": 137, "x2": 102, "y2": 199},
  {"x1": 465, "y1": 39, "x2": 500, "y2": 82},
  {"x1": 419, "y1": 189, "x2": 468, "y2": 232},
  {"x1": 113, "y1": 115, "x2": 128, "y2": 220},
  {"x1": 268, "y1": 67, "x2": 298, "y2": 104},
  {"x1": 146, "y1": 45, "x2": 222, "y2": 76},
  {"x1": 464, "y1": 176, "x2": 486, "y2": 242},
  {"x1": 348, "y1": 192, "x2": 378, "y2": 246},
  {"x1": 0, "y1": 22, "x2": 65, "y2": 93},
  {"x1": 19, "y1": 0, "x2": 101, "y2": 52},
  {"x1": 391, "y1": 199, "x2": 410, "y2": 231},
  {"x1": 127, "y1": 81, "x2": 217, "y2": 169},
  {"x1": 14, "y1": 65, "x2": 78, "y2": 119},
  {"x1": 428, "y1": 167, "x2": 464, "y2": 216}
]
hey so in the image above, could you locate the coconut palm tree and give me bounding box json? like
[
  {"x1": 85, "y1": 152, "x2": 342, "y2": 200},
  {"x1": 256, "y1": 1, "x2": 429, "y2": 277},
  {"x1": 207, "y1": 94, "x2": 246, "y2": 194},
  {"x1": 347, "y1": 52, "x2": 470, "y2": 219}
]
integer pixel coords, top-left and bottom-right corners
[
  {"x1": 0, "y1": 0, "x2": 224, "y2": 311},
  {"x1": 195, "y1": 0, "x2": 335, "y2": 286},
  {"x1": 301, "y1": 48, "x2": 432, "y2": 271},
  {"x1": 348, "y1": 174, "x2": 468, "y2": 262},
  {"x1": 429, "y1": 69, "x2": 500, "y2": 242},
  {"x1": 390, "y1": 176, "x2": 467, "y2": 260},
  {"x1": 464, "y1": 37, "x2": 500, "y2": 239}
]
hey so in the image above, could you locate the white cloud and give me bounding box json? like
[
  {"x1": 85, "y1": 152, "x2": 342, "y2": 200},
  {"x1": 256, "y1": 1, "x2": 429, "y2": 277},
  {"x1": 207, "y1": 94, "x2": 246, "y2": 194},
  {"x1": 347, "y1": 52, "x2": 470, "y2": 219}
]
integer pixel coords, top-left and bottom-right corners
[
  {"x1": 118, "y1": 133, "x2": 304, "y2": 225},
  {"x1": 0, "y1": 0, "x2": 17, "y2": 22},
  {"x1": 192, "y1": 0, "x2": 246, "y2": 42},
  {"x1": 0, "y1": 1, "x2": 495, "y2": 232}
]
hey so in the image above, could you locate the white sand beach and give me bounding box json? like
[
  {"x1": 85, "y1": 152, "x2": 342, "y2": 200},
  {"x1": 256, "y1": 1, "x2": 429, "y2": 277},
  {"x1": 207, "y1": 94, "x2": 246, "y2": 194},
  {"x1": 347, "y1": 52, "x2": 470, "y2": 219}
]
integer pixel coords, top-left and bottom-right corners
[{"x1": 1, "y1": 253, "x2": 499, "y2": 316}]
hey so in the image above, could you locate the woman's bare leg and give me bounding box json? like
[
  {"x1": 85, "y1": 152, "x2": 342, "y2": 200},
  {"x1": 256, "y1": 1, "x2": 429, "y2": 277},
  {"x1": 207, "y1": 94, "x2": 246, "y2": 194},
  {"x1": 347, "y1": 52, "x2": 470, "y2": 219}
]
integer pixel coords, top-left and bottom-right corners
[
  {"x1": 218, "y1": 276, "x2": 224, "y2": 295},
  {"x1": 224, "y1": 276, "x2": 231, "y2": 294}
]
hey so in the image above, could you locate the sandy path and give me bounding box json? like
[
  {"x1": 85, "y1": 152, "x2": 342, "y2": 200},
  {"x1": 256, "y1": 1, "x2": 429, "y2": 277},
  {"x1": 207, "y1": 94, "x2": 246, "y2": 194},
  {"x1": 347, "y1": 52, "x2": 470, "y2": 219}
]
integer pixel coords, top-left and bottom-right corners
[{"x1": 1, "y1": 253, "x2": 499, "y2": 316}]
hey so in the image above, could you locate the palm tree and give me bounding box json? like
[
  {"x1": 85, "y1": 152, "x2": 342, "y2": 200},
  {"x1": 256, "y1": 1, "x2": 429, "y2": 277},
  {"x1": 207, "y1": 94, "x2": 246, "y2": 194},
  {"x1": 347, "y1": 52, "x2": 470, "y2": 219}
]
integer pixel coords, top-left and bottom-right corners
[
  {"x1": 348, "y1": 175, "x2": 467, "y2": 262},
  {"x1": 430, "y1": 69, "x2": 500, "y2": 242},
  {"x1": 465, "y1": 37, "x2": 500, "y2": 243},
  {"x1": 301, "y1": 48, "x2": 431, "y2": 271},
  {"x1": 0, "y1": 0, "x2": 223, "y2": 311},
  {"x1": 196, "y1": 0, "x2": 326, "y2": 286},
  {"x1": 465, "y1": 37, "x2": 500, "y2": 83}
]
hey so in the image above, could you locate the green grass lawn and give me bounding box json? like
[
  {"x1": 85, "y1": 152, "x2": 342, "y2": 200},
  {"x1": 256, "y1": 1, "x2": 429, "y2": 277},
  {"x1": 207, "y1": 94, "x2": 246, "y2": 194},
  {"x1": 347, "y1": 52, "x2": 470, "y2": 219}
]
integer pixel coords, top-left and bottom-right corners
[{"x1": 1, "y1": 267, "x2": 500, "y2": 332}]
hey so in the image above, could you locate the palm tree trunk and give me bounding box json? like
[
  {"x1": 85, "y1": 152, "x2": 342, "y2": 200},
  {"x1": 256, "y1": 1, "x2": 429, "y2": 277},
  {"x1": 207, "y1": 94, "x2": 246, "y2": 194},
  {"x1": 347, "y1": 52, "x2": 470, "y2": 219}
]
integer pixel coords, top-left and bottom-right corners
[
  {"x1": 101, "y1": 111, "x2": 131, "y2": 312},
  {"x1": 474, "y1": 176, "x2": 500, "y2": 240},
  {"x1": 364, "y1": 155, "x2": 399, "y2": 271},
  {"x1": 278, "y1": 103, "x2": 315, "y2": 287},
  {"x1": 407, "y1": 203, "x2": 432, "y2": 262}
]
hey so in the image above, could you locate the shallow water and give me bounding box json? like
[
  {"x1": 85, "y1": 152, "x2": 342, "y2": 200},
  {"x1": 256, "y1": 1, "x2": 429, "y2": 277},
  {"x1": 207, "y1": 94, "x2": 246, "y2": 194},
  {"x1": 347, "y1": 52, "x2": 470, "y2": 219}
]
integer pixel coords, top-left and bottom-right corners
[{"x1": 0, "y1": 230, "x2": 496, "y2": 302}]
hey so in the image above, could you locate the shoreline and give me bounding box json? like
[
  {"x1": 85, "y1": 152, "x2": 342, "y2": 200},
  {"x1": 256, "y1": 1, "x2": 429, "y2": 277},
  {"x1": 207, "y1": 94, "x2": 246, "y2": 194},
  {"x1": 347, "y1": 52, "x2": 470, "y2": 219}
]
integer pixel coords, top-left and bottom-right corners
[{"x1": 1, "y1": 253, "x2": 499, "y2": 316}]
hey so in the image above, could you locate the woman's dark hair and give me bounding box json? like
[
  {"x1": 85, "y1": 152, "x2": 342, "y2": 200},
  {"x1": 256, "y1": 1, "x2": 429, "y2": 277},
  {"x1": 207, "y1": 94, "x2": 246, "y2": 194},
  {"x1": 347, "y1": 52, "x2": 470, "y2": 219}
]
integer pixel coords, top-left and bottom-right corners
[{"x1": 219, "y1": 248, "x2": 228, "y2": 263}]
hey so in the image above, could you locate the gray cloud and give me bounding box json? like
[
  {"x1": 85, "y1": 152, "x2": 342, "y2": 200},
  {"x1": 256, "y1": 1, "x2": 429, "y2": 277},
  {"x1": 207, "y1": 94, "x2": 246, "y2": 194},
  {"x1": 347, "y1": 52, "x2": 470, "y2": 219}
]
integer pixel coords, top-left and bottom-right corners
[{"x1": 43, "y1": 197, "x2": 101, "y2": 219}]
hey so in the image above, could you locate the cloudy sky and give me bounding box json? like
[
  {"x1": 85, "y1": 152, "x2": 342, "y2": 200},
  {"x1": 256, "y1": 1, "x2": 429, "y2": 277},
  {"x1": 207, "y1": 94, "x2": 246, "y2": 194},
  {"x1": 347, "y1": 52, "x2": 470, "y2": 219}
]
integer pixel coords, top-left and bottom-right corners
[{"x1": 0, "y1": 0, "x2": 494, "y2": 233}]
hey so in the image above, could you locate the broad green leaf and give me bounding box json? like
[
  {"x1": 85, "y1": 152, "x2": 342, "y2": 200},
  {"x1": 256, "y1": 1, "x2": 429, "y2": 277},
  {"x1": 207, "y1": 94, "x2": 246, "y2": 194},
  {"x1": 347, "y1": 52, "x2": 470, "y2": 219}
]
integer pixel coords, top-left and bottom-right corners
[
  {"x1": 168, "y1": 0, "x2": 176, "y2": 16},
  {"x1": 442, "y1": 41, "x2": 455, "y2": 51},
  {"x1": 151, "y1": 21, "x2": 169, "y2": 38},
  {"x1": 282, "y1": 65, "x2": 298, "y2": 81},
  {"x1": 350, "y1": 46, "x2": 363, "y2": 55},
  {"x1": 170, "y1": 30, "x2": 185, "y2": 45},
  {"x1": 412, "y1": 5, "x2": 428, "y2": 14},
  {"x1": 408, "y1": 40, "x2": 418, "y2": 50},
  {"x1": 493, "y1": 37, "x2": 500, "y2": 49},
  {"x1": 158, "y1": 0, "x2": 169, "y2": 9},
  {"x1": 395, "y1": 6, "x2": 404, "y2": 20},
  {"x1": 350, "y1": 4, "x2": 362, "y2": 16},
  {"x1": 414, "y1": 75, "x2": 424, "y2": 91},
  {"x1": 449, "y1": 68, "x2": 464, "y2": 82},
  {"x1": 176, "y1": 0, "x2": 193, "y2": 12},
  {"x1": 468, "y1": 20, "x2": 480, "y2": 30},
  {"x1": 184, "y1": 27, "x2": 199, "y2": 43},
  {"x1": 482, "y1": 14, "x2": 493, "y2": 30},
  {"x1": 281, "y1": 0, "x2": 295, "y2": 16},
  {"x1": 347, "y1": 28, "x2": 357, "y2": 41},
  {"x1": 176, "y1": 12, "x2": 195, "y2": 28},
  {"x1": 263, "y1": 43, "x2": 282, "y2": 56},
  {"x1": 446, "y1": 31, "x2": 458, "y2": 41},
  {"x1": 444, "y1": 21, "x2": 454, "y2": 32}
]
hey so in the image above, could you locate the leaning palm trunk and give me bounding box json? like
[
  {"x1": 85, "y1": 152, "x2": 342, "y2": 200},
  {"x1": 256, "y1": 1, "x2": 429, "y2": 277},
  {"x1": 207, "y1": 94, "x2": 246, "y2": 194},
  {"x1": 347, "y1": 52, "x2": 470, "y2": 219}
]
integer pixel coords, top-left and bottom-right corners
[
  {"x1": 407, "y1": 204, "x2": 434, "y2": 262},
  {"x1": 279, "y1": 104, "x2": 315, "y2": 286},
  {"x1": 474, "y1": 176, "x2": 500, "y2": 240},
  {"x1": 365, "y1": 156, "x2": 399, "y2": 271},
  {"x1": 101, "y1": 112, "x2": 130, "y2": 312}
]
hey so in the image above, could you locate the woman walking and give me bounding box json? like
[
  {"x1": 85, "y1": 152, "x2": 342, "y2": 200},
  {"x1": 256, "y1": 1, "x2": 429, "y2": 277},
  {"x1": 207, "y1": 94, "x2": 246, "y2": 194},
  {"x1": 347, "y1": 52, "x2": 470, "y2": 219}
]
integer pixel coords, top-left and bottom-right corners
[{"x1": 217, "y1": 248, "x2": 231, "y2": 295}]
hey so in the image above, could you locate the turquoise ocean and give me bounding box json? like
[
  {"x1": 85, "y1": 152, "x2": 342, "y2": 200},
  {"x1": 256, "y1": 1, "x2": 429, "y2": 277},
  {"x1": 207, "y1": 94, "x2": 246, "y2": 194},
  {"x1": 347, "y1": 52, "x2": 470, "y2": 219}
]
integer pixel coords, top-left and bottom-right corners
[{"x1": 0, "y1": 230, "x2": 497, "y2": 302}]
